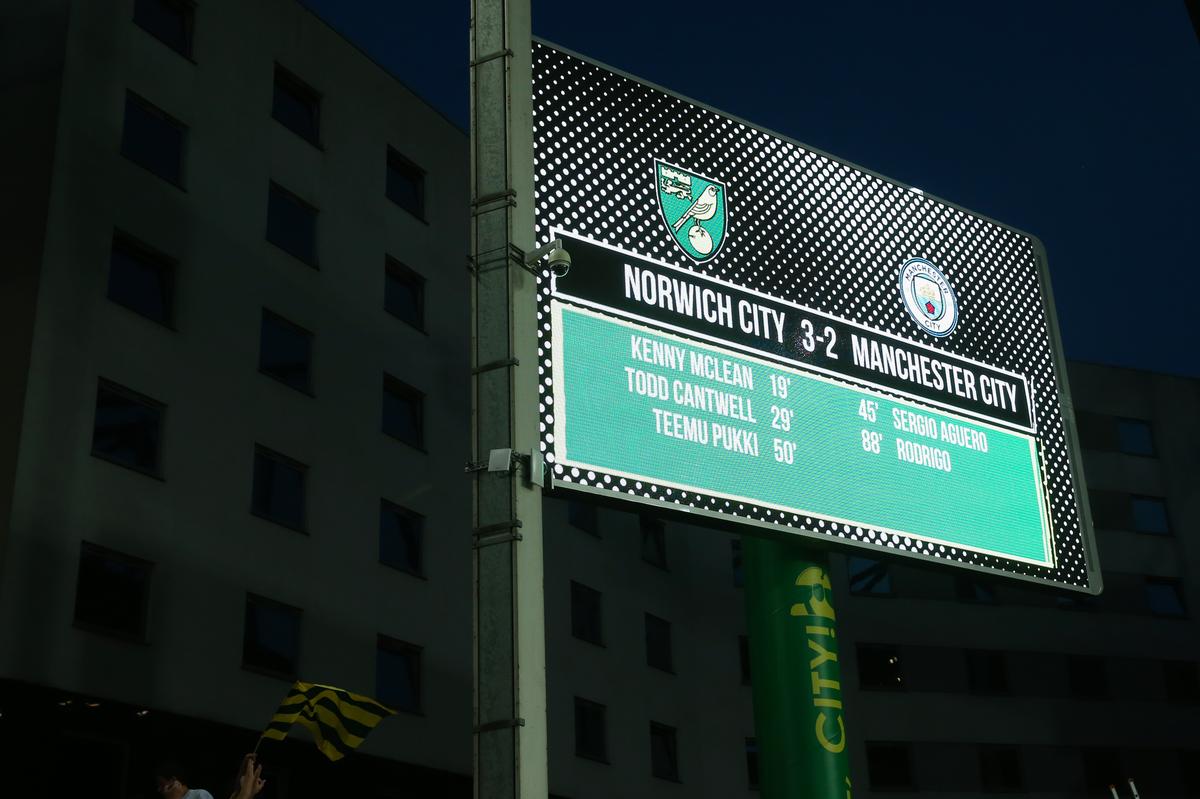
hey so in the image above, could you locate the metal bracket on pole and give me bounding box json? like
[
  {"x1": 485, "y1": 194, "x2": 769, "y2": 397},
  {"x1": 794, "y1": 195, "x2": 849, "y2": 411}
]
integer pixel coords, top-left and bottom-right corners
[
  {"x1": 465, "y1": 448, "x2": 544, "y2": 487},
  {"x1": 474, "y1": 717, "x2": 526, "y2": 734}
]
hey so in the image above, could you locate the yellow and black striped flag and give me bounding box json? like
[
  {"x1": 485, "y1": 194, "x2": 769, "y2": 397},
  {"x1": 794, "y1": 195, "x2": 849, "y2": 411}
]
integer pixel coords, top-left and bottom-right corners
[{"x1": 260, "y1": 681, "x2": 396, "y2": 761}]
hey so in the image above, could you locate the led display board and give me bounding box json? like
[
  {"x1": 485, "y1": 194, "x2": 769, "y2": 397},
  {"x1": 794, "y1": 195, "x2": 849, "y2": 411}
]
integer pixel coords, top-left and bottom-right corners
[{"x1": 532, "y1": 42, "x2": 1099, "y2": 591}]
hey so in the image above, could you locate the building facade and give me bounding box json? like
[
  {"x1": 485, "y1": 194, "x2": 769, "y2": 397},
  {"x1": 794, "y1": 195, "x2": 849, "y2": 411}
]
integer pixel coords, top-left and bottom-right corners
[{"x1": 1, "y1": 2, "x2": 1197, "y2": 798}]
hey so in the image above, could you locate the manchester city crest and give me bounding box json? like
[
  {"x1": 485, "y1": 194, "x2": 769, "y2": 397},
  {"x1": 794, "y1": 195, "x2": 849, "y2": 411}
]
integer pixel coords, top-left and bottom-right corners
[
  {"x1": 899, "y1": 258, "x2": 958, "y2": 337},
  {"x1": 654, "y1": 159, "x2": 728, "y2": 263}
]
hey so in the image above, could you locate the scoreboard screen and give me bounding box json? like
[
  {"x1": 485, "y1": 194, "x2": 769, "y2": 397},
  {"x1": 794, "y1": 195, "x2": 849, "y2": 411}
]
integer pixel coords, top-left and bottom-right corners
[{"x1": 532, "y1": 42, "x2": 1099, "y2": 591}]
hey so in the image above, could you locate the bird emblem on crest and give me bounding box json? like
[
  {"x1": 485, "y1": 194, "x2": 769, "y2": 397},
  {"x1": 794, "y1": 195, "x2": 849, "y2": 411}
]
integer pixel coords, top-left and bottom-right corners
[{"x1": 654, "y1": 159, "x2": 728, "y2": 263}]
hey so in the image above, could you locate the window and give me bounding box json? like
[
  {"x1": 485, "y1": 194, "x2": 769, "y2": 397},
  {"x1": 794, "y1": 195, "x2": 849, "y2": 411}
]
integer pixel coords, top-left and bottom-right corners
[
  {"x1": 645, "y1": 613, "x2": 673, "y2": 673},
  {"x1": 1145, "y1": 578, "x2": 1186, "y2": 617},
  {"x1": 640, "y1": 515, "x2": 667, "y2": 569},
  {"x1": 1131, "y1": 496, "x2": 1170, "y2": 535},
  {"x1": 73, "y1": 542, "x2": 152, "y2": 640},
  {"x1": 567, "y1": 500, "x2": 598, "y2": 536},
  {"x1": 570, "y1": 581, "x2": 602, "y2": 645},
  {"x1": 1066, "y1": 655, "x2": 1108, "y2": 699},
  {"x1": 384, "y1": 258, "x2": 425, "y2": 330},
  {"x1": 965, "y1": 650, "x2": 1009, "y2": 695},
  {"x1": 1089, "y1": 490, "x2": 1170, "y2": 534},
  {"x1": 272, "y1": 65, "x2": 320, "y2": 144},
  {"x1": 382, "y1": 375, "x2": 424, "y2": 448},
  {"x1": 848, "y1": 557, "x2": 892, "y2": 595},
  {"x1": 650, "y1": 722, "x2": 680, "y2": 781},
  {"x1": 379, "y1": 501, "x2": 423, "y2": 576},
  {"x1": 1056, "y1": 593, "x2": 1098, "y2": 612},
  {"x1": 979, "y1": 746, "x2": 1022, "y2": 793},
  {"x1": 92, "y1": 380, "x2": 164, "y2": 476},
  {"x1": 1163, "y1": 660, "x2": 1200, "y2": 703},
  {"x1": 107, "y1": 233, "x2": 174, "y2": 326},
  {"x1": 1081, "y1": 748, "x2": 1121, "y2": 795},
  {"x1": 731, "y1": 538, "x2": 744, "y2": 587},
  {"x1": 376, "y1": 636, "x2": 421, "y2": 714},
  {"x1": 866, "y1": 742, "x2": 914, "y2": 791},
  {"x1": 386, "y1": 147, "x2": 425, "y2": 219},
  {"x1": 739, "y1": 635, "x2": 751, "y2": 685},
  {"x1": 121, "y1": 92, "x2": 185, "y2": 185},
  {"x1": 243, "y1": 594, "x2": 301, "y2": 677},
  {"x1": 574, "y1": 697, "x2": 607, "y2": 762},
  {"x1": 266, "y1": 182, "x2": 317, "y2": 265},
  {"x1": 259, "y1": 310, "x2": 312, "y2": 393},
  {"x1": 857, "y1": 644, "x2": 904, "y2": 690},
  {"x1": 133, "y1": 0, "x2": 193, "y2": 58},
  {"x1": 251, "y1": 446, "x2": 306, "y2": 531},
  {"x1": 955, "y1": 576, "x2": 996, "y2": 604},
  {"x1": 745, "y1": 738, "x2": 759, "y2": 790},
  {"x1": 1116, "y1": 417, "x2": 1155, "y2": 456}
]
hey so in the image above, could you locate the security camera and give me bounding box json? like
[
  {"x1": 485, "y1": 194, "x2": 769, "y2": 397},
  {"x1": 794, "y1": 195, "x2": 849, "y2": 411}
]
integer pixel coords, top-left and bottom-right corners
[
  {"x1": 547, "y1": 245, "x2": 571, "y2": 277},
  {"x1": 523, "y1": 238, "x2": 572, "y2": 277}
]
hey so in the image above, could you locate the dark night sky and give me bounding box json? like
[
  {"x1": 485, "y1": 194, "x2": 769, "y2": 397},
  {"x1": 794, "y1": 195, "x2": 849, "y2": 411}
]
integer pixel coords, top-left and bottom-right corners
[{"x1": 303, "y1": 1, "x2": 1200, "y2": 378}]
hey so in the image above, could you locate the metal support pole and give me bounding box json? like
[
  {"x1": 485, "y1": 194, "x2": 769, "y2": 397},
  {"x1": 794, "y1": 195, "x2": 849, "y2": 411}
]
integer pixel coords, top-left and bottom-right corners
[
  {"x1": 469, "y1": 2, "x2": 547, "y2": 799},
  {"x1": 743, "y1": 538, "x2": 853, "y2": 798}
]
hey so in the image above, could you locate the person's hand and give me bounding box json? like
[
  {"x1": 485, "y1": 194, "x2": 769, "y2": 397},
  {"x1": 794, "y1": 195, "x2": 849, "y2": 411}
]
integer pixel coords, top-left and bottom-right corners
[{"x1": 233, "y1": 754, "x2": 266, "y2": 799}]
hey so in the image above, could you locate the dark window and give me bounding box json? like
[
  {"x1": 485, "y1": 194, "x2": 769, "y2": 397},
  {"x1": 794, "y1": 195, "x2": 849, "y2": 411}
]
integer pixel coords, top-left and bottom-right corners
[
  {"x1": 259, "y1": 310, "x2": 312, "y2": 393},
  {"x1": 382, "y1": 375, "x2": 424, "y2": 449},
  {"x1": 376, "y1": 635, "x2": 421, "y2": 714},
  {"x1": 385, "y1": 258, "x2": 425, "y2": 330},
  {"x1": 745, "y1": 738, "x2": 759, "y2": 790},
  {"x1": 272, "y1": 65, "x2": 320, "y2": 144},
  {"x1": 848, "y1": 557, "x2": 892, "y2": 596},
  {"x1": 1081, "y1": 748, "x2": 1121, "y2": 795},
  {"x1": 857, "y1": 644, "x2": 904, "y2": 690},
  {"x1": 266, "y1": 182, "x2": 317, "y2": 265},
  {"x1": 1131, "y1": 496, "x2": 1170, "y2": 535},
  {"x1": 386, "y1": 147, "x2": 425, "y2": 219},
  {"x1": 567, "y1": 500, "x2": 598, "y2": 536},
  {"x1": 965, "y1": 650, "x2": 1009, "y2": 695},
  {"x1": 243, "y1": 594, "x2": 301, "y2": 677},
  {"x1": 251, "y1": 446, "x2": 306, "y2": 531},
  {"x1": 650, "y1": 722, "x2": 680, "y2": 781},
  {"x1": 645, "y1": 613, "x2": 673, "y2": 673},
  {"x1": 640, "y1": 515, "x2": 667, "y2": 569},
  {"x1": 866, "y1": 742, "x2": 914, "y2": 791},
  {"x1": 979, "y1": 746, "x2": 1023, "y2": 793},
  {"x1": 121, "y1": 92, "x2": 185, "y2": 185},
  {"x1": 731, "y1": 538, "x2": 744, "y2": 587},
  {"x1": 1056, "y1": 593, "x2": 1099, "y2": 612},
  {"x1": 1088, "y1": 489, "x2": 1132, "y2": 529},
  {"x1": 107, "y1": 233, "x2": 174, "y2": 326},
  {"x1": 1163, "y1": 660, "x2": 1200, "y2": 704},
  {"x1": 1145, "y1": 578, "x2": 1186, "y2": 617},
  {"x1": 570, "y1": 580, "x2": 602, "y2": 645},
  {"x1": 73, "y1": 542, "x2": 152, "y2": 640},
  {"x1": 1079, "y1": 412, "x2": 1157, "y2": 456},
  {"x1": 574, "y1": 697, "x2": 607, "y2": 762},
  {"x1": 1066, "y1": 655, "x2": 1108, "y2": 699},
  {"x1": 379, "y1": 501, "x2": 423, "y2": 576},
  {"x1": 739, "y1": 635, "x2": 751, "y2": 685},
  {"x1": 955, "y1": 576, "x2": 996, "y2": 604},
  {"x1": 133, "y1": 0, "x2": 193, "y2": 58},
  {"x1": 1116, "y1": 417, "x2": 1155, "y2": 456},
  {"x1": 91, "y1": 380, "x2": 164, "y2": 476}
]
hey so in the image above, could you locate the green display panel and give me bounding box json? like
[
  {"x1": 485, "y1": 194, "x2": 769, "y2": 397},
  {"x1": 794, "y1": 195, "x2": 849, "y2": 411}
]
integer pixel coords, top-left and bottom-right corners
[{"x1": 552, "y1": 303, "x2": 1052, "y2": 565}]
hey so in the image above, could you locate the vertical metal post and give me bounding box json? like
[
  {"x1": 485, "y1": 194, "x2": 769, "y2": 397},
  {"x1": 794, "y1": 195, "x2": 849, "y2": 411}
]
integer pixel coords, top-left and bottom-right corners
[
  {"x1": 469, "y1": 2, "x2": 546, "y2": 799},
  {"x1": 743, "y1": 537, "x2": 853, "y2": 799}
]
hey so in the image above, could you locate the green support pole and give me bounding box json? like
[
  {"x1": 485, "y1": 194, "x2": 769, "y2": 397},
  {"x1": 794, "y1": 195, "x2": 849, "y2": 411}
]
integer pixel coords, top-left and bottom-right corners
[{"x1": 743, "y1": 537, "x2": 852, "y2": 799}]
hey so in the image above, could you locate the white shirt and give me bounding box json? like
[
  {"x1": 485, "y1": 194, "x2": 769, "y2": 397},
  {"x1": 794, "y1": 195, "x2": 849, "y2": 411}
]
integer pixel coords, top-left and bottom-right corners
[{"x1": 183, "y1": 791, "x2": 214, "y2": 799}]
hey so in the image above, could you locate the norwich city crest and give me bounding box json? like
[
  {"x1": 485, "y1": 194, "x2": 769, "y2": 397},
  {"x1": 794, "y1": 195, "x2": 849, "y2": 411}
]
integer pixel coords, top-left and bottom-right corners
[{"x1": 654, "y1": 159, "x2": 728, "y2": 263}]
